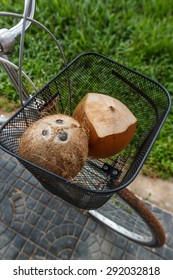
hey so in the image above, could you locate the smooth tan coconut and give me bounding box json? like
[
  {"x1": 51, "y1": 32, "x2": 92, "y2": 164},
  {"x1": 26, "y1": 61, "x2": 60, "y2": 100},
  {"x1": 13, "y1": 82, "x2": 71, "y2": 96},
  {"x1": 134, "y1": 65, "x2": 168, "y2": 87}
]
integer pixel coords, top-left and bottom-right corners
[
  {"x1": 18, "y1": 114, "x2": 88, "y2": 179},
  {"x1": 73, "y1": 93, "x2": 137, "y2": 158}
]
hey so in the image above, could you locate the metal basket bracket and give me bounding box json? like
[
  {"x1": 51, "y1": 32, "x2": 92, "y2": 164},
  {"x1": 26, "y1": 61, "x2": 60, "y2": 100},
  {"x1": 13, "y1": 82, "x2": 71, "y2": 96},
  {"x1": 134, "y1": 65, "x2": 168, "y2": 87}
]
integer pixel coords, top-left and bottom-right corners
[{"x1": 102, "y1": 163, "x2": 120, "y2": 179}]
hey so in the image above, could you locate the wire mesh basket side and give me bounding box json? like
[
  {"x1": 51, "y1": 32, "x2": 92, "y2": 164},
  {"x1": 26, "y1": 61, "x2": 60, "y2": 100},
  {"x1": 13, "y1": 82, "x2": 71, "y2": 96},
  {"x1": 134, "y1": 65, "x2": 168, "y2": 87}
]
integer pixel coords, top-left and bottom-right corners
[{"x1": 0, "y1": 53, "x2": 171, "y2": 209}]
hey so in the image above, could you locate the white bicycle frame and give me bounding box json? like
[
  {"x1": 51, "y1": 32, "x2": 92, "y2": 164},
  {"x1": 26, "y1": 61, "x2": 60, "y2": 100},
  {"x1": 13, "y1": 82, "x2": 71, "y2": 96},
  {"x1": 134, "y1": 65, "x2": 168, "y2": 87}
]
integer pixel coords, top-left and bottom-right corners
[
  {"x1": 0, "y1": 0, "x2": 35, "y2": 107},
  {"x1": 0, "y1": 0, "x2": 67, "y2": 119}
]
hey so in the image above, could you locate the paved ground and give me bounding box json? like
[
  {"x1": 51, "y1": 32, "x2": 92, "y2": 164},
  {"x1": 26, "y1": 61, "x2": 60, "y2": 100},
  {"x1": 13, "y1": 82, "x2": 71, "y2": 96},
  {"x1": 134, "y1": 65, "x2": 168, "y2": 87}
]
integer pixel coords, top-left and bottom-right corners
[{"x1": 0, "y1": 149, "x2": 173, "y2": 260}]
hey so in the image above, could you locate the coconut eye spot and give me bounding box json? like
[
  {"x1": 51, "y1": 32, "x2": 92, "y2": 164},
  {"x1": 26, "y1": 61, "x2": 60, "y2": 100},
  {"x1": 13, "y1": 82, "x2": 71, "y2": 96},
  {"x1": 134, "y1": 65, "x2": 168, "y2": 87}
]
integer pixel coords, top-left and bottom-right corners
[
  {"x1": 41, "y1": 127, "x2": 51, "y2": 139},
  {"x1": 58, "y1": 131, "x2": 68, "y2": 141},
  {"x1": 42, "y1": 129, "x2": 48, "y2": 136},
  {"x1": 56, "y1": 119, "x2": 64, "y2": 125}
]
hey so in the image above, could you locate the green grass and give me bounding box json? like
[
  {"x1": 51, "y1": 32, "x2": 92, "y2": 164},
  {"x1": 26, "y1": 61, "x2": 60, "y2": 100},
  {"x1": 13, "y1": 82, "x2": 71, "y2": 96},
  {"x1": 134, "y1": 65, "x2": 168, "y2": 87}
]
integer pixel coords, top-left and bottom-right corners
[{"x1": 0, "y1": 0, "x2": 173, "y2": 179}]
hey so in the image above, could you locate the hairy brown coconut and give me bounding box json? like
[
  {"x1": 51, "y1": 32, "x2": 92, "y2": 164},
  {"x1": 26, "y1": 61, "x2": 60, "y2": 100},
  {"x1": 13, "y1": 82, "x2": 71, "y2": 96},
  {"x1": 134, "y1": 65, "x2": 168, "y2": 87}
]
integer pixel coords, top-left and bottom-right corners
[
  {"x1": 73, "y1": 93, "x2": 137, "y2": 158},
  {"x1": 18, "y1": 114, "x2": 88, "y2": 179}
]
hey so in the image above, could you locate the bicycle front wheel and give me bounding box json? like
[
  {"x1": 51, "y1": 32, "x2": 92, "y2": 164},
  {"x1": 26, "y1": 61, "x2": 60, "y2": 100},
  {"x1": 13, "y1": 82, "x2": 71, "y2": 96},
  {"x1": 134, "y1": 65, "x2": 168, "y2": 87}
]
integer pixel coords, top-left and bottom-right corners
[{"x1": 89, "y1": 188, "x2": 165, "y2": 247}]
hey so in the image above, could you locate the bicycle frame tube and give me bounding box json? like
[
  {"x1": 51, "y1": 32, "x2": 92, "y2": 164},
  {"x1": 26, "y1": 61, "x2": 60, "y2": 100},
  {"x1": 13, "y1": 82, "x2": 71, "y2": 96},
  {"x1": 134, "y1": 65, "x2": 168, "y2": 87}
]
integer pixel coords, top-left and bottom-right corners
[
  {"x1": 0, "y1": 0, "x2": 35, "y2": 52},
  {"x1": 0, "y1": 0, "x2": 36, "y2": 100},
  {"x1": 10, "y1": 0, "x2": 35, "y2": 38}
]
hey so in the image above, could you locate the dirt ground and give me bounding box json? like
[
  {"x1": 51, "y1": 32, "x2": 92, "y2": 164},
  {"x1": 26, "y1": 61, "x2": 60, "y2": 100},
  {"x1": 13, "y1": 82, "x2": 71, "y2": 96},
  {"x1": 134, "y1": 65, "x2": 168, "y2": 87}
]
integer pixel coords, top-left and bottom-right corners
[
  {"x1": 1, "y1": 109, "x2": 173, "y2": 214},
  {"x1": 0, "y1": 107, "x2": 15, "y2": 119},
  {"x1": 128, "y1": 173, "x2": 173, "y2": 214}
]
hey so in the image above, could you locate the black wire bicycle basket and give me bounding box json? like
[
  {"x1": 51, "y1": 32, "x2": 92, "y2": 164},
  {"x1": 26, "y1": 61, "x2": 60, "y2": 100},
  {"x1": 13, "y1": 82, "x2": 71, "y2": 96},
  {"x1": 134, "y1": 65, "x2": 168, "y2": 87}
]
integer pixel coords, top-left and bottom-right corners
[{"x1": 0, "y1": 52, "x2": 171, "y2": 209}]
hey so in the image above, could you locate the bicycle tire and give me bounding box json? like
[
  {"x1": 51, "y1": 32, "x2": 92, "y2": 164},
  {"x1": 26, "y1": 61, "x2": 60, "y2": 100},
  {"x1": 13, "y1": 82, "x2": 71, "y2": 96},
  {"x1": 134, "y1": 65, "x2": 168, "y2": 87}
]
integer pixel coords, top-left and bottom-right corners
[{"x1": 89, "y1": 188, "x2": 165, "y2": 247}]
